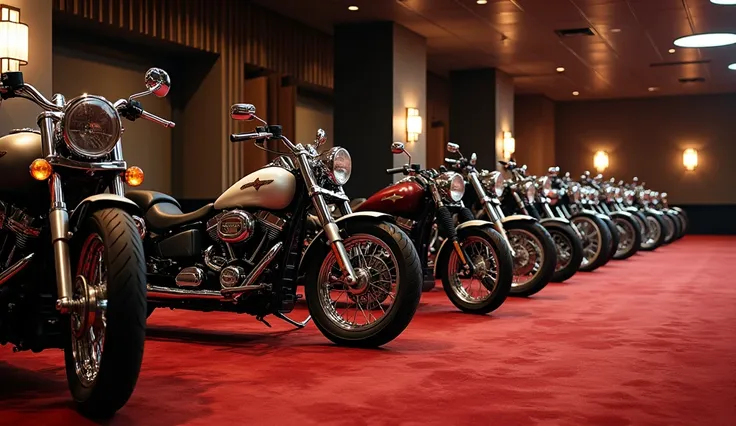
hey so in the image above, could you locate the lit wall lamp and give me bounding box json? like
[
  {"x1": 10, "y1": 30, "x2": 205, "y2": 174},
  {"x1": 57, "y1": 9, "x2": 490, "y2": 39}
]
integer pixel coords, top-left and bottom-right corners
[
  {"x1": 593, "y1": 150, "x2": 609, "y2": 172},
  {"x1": 406, "y1": 107, "x2": 422, "y2": 142},
  {"x1": 503, "y1": 131, "x2": 515, "y2": 160},
  {"x1": 0, "y1": 5, "x2": 29, "y2": 73},
  {"x1": 683, "y1": 148, "x2": 698, "y2": 171}
]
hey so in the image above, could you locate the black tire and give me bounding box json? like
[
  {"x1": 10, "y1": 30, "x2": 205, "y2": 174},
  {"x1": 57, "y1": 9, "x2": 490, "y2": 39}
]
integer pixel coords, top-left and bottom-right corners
[
  {"x1": 422, "y1": 277, "x2": 436, "y2": 292},
  {"x1": 146, "y1": 306, "x2": 156, "y2": 318},
  {"x1": 571, "y1": 213, "x2": 612, "y2": 272},
  {"x1": 661, "y1": 212, "x2": 677, "y2": 244},
  {"x1": 65, "y1": 208, "x2": 147, "y2": 419},
  {"x1": 640, "y1": 211, "x2": 666, "y2": 251},
  {"x1": 305, "y1": 220, "x2": 422, "y2": 347},
  {"x1": 600, "y1": 216, "x2": 619, "y2": 262},
  {"x1": 544, "y1": 221, "x2": 583, "y2": 283},
  {"x1": 672, "y1": 207, "x2": 689, "y2": 234},
  {"x1": 611, "y1": 215, "x2": 642, "y2": 260},
  {"x1": 666, "y1": 211, "x2": 684, "y2": 240},
  {"x1": 505, "y1": 220, "x2": 557, "y2": 297},
  {"x1": 630, "y1": 210, "x2": 649, "y2": 249},
  {"x1": 437, "y1": 226, "x2": 513, "y2": 314}
]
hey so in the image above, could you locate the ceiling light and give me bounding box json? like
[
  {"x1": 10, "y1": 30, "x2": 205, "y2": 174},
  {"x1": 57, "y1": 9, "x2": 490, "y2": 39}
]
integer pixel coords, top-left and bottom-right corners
[
  {"x1": 572, "y1": 91, "x2": 579, "y2": 96},
  {"x1": 348, "y1": 5, "x2": 359, "y2": 11},
  {"x1": 477, "y1": 0, "x2": 488, "y2": 4},
  {"x1": 674, "y1": 33, "x2": 736, "y2": 48},
  {"x1": 648, "y1": 87, "x2": 659, "y2": 92},
  {"x1": 556, "y1": 67, "x2": 565, "y2": 72},
  {"x1": 729, "y1": 63, "x2": 736, "y2": 70},
  {"x1": 710, "y1": 0, "x2": 736, "y2": 5},
  {"x1": 610, "y1": 28, "x2": 621, "y2": 33},
  {"x1": 668, "y1": 48, "x2": 676, "y2": 54}
]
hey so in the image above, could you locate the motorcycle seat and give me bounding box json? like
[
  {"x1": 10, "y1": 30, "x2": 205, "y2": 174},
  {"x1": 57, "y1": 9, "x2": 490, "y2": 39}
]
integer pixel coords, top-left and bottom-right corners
[{"x1": 126, "y1": 190, "x2": 214, "y2": 232}]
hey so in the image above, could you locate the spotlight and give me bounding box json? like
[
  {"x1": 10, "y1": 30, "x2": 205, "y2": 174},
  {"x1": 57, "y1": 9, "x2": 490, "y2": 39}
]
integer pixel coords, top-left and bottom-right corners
[
  {"x1": 348, "y1": 5, "x2": 359, "y2": 11},
  {"x1": 556, "y1": 67, "x2": 565, "y2": 72},
  {"x1": 674, "y1": 33, "x2": 736, "y2": 48},
  {"x1": 572, "y1": 91, "x2": 580, "y2": 96}
]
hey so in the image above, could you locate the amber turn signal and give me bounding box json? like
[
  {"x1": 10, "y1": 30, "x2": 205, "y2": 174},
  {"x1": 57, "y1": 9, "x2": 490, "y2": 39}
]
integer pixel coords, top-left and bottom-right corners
[
  {"x1": 125, "y1": 166, "x2": 144, "y2": 187},
  {"x1": 29, "y1": 159, "x2": 53, "y2": 181}
]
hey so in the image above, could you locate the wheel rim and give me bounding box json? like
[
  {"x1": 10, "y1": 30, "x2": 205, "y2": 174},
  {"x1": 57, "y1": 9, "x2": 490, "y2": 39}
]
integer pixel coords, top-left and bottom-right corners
[
  {"x1": 447, "y1": 236, "x2": 500, "y2": 304},
  {"x1": 614, "y1": 219, "x2": 635, "y2": 257},
  {"x1": 571, "y1": 217, "x2": 602, "y2": 267},
  {"x1": 71, "y1": 233, "x2": 108, "y2": 388},
  {"x1": 508, "y1": 229, "x2": 544, "y2": 287},
  {"x1": 551, "y1": 231, "x2": 573, "y2": 272},
  {"x1": 645, "y1": 216, "x2": 662, "y2": 246},
  {"x1": 317, "y1": 234, "x2": 399, "y2": 331}
]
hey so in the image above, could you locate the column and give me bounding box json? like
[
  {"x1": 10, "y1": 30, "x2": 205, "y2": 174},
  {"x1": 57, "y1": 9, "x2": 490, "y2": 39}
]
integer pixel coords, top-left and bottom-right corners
[{"x1": 334, "y1": 22, "x2": 427, "y2": 198}]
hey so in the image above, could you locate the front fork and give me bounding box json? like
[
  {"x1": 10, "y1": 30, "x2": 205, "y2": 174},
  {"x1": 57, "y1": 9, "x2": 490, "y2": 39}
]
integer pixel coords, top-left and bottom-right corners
[{"x1": 467, "y1": 172, "x2": 515, "y2": 257}]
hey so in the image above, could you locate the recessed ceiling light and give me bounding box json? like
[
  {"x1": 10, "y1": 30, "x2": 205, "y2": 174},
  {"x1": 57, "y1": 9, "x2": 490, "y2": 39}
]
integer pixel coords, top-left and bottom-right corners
[
  {"x1": 572, "y1": 91, "x2": 580, "y2": 96},
  {"x1": 477, "y1": 0, "x2": 488, "y2": 4},
  {"x1": 348, "y1": 5, "x2": 359, "y2": 11},
  {"x1": 611, "y1": 28, "x2": 621, "y2": 33},
  {"x1": 729, "y1": 63, "x2": 736, "y2": 70},
  {"x1": 711, "y1": 0, "x2": 736, "y2": 5},
  {"x1": 648, "y1": 87, "x2": 659, "y2": 92},
  {"x1": 668, "y1": 48, "x2": 676, "y2": 54},
  {"x1": 556, "y1": 67, "x2": 565, "y2": 72},
  {"x1": 674, "y1": 33, "x2": 736, "y2": 48}
]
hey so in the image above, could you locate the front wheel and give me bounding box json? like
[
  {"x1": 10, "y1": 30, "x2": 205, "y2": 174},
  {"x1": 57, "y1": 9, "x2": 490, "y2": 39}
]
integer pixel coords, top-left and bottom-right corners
[
  {"x1": 65, "y1": 208, "x2": 147, "y2": 418},
  {"x1": 305, "y1": 221, "x2": 422, "y2": 347},
  {"x1": 640, "y1": 211, "x2": 666, "y2": 251},
  {"x1": 600, "y1": 216, "x2": 619, "y2": 262},
  {"x1": 612, "y1": 215, "x2": 641, "y2": 260},
  {"x1": 505, "y1": 221, "x2": 557, "y2": 297},
  {"x1": 571, "y1": 214, "x2": 612, "y2": 272},
  {"x1": 437, "y1": 226, "x2": 513, "y2": 314},
  {"x1": 544, "y1": 222, "x2": 583, "y2": 283}
]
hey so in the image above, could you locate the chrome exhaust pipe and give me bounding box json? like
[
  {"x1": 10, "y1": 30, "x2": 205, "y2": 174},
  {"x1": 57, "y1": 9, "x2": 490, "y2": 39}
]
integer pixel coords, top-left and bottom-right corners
[
  {"x1": 0, "y1": 253, "x2": 34, "y2": 287},
  {"x1": 147, "y1": 284, "x2": 224, "y2": 301}
]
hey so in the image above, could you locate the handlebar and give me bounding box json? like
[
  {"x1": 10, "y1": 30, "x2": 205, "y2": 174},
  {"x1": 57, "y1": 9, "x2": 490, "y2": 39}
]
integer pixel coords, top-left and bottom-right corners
[
  {"x1": 230, "y1": 132, "x2": 274, "y2": 143},
  {"x1": 444, "y1": 158, "x2": 458, "y2": 165},
  {"x1": 386, "y1": 166, "x2": 406, "y2": 175},
  {"x1": 140, "y1": 109, "x2": 176, "y2": 128}
]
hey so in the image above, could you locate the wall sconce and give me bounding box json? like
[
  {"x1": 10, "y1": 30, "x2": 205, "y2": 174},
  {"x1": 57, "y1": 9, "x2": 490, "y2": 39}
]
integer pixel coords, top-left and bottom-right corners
[
  {"x1": 683, "y1": 148, "x2": 698, "y2": 171},
  {"x1": 0, "y1": 5, "x2": 29, "y2": 73},
  {"x1": 593, "y1": 150, "x2": 609, "y2": 172},
  {"x1": 406, "y1": 107, "x2": 422, "y2": 142},
  {"x1": 503, "y1": 131, "x2": 515, "y2": 160}
]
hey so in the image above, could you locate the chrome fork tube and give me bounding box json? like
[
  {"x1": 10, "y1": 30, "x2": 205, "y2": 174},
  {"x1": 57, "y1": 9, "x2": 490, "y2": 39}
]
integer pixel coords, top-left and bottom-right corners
[
  {"x1": 297, "y1": 153, "x2": 357, "y2": 284},
  {"x1": 110, "y1": 141, "x2": 125, "y2": 195},
  {"x1": 469, "y1": 173, "x2": 515, "y2": 256}
]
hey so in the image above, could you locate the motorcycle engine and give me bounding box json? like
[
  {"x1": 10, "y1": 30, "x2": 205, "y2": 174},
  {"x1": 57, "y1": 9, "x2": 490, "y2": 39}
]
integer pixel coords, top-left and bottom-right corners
[
  {"x1": 205, "y1": 210, "x2": 286, "y2": 289},
  {"x1": 0, "y1": 201, "x2": 42, "y2": 273}
]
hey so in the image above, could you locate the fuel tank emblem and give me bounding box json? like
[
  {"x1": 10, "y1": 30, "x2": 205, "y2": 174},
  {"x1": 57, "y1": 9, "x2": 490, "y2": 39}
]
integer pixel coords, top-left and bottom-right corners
[
  {"x1": 240, "y1": 177, "x2": 274, "y2": 191},
  {"x1": 381, "y1": 193, "x2": 403, "y2": 202},
  {"x1": 0, "y1": 151, "x2": 6, "y2": 159}
]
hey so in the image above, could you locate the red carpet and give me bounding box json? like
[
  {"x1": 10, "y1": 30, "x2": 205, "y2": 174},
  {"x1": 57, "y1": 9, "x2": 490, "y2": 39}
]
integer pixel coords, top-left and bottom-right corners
[{"x1": 2, "y1": 236, "x2": 736, "y2": 426}]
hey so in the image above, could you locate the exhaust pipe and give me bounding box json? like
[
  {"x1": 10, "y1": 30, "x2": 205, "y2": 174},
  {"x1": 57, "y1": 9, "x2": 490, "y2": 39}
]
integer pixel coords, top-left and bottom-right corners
[
  {"x1": 147, "y1": 284, "x2": 225, "y2": 301},
  {"x1": 0, "y1": 253, "x2": 34, "y2": 287}
]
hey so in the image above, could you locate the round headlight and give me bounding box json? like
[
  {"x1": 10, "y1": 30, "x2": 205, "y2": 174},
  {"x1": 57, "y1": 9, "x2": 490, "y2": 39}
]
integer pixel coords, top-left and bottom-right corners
[
  {"x1": 62, "y1": 95, "x2": 122, "y2": 158},
  {"x1": 537, "y1": 176, "x2": 552, "y2": 197},
  {"x1": 571, "y1": 184, "x2": 582, "y2": 203},
  {"x1": 436, "y1": 171, "x2": 465, "y2": 202},
  {"x1": 614, "y1": 187, "x2": 623, "y2": 203},
  {"x1": 524, "y1": 181, "x2": 537, "y2": 203},
  {"x1": 321, "y1": 147, "x2": 352, "y2": 185},
  {"x1": 481, "y1": 170, "x2": 505, "y2": 197}
]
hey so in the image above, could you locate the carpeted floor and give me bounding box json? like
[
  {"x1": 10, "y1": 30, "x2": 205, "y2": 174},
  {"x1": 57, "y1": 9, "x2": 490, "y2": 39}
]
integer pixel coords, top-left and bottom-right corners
[{"x1": 1, "y1": 235, "x2": 735, "y2": 426}]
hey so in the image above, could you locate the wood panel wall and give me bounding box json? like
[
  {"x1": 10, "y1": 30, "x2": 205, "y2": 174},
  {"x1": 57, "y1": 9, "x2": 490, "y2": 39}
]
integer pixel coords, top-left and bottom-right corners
[{"x1": 53, "y1": 0, "x2": 333, "y2": 187}]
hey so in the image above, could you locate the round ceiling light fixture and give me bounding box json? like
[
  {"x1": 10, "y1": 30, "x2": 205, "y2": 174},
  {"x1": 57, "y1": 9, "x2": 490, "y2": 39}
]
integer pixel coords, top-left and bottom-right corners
[
  {"x1": 348, "y1": 5, "x2": 359, "y2": 11},
  {"x1": 477, "y1": 0, "x2": 488, "y2": 4},
  {"x1": 648, "y1": 87, "x2": 659, "y2": 92},
  {"x1": 668, "y1": 48, "x2": 676, "y2": 54},
  {"x1": 674, "y1": 33, "x2": 736, "y2": 48},
  {"x1": 572, "y1": 91, "x2": 580, "y2": 96},
  {"x1": 710, "y1": 0, "x2": 736, "y2": 5},
  {"x1": 729, "y1": 63, "x2": 736, "y2": 70},
  {"x1": 556, "y1": 67, "x2": 565, "y2": 72}
]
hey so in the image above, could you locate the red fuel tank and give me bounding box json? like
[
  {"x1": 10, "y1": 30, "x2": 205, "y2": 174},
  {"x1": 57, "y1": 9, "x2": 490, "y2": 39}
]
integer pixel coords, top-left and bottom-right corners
[{"x1": 355, "y1": 179, "x2": 426, "y2": 219}]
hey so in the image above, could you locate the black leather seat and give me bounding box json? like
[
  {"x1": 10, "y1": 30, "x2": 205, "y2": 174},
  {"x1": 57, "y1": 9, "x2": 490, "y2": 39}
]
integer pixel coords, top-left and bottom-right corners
[{"x1": 126, "y1": 190, "x2": 215, "y2": 232}]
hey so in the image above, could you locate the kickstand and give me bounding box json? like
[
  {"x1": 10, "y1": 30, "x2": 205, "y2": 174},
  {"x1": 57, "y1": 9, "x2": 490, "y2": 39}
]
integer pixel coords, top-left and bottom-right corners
[{"x1": 274, "y1": 312, "x2": 312, "y2": 329}]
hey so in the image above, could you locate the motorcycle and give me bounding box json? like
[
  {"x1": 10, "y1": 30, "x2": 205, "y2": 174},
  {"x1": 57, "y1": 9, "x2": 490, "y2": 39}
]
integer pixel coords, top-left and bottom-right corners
[
  {"x1": 495, "y1": 162, "x2": 584, "y2": 283},
  {"x1": 644, "y1": 189, "x2": 684, "y2": 242},
  {"x1": 127, "y1": 105, "x2": 423, "y2": 348},
  {"x1": 600, "y1": 177, "x2": 651, "y2": 252},
  {"x1": 547, "y1": 169, "x2": 613, "y2": 272},
  {"x1": 624, "y1": 177, "x2": 668, "y2": 249},
  {"x1": 656, "y1": 192, "x2": 687, "y2": 239},
  {"x1": 343, "y1": 142, "x2": 513, "y2": 314},
  {"x1": 0, "y1": 68, "x2": 174, "y2": 416},
  {"x1": 447, "y1": 145, "x2": 557, "y2": 297}
]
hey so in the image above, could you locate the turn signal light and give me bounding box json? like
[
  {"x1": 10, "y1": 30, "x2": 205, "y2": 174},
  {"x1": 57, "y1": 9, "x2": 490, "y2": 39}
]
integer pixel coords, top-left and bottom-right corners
[
  {"x1": 125, "y1": 166, "x2": 144, "y2": 186},
  {"x1": 29, "y1": 159, "x2": 52, "y2": 181}
]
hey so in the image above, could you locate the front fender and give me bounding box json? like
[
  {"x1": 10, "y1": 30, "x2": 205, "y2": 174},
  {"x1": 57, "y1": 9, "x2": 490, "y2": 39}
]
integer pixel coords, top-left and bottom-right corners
[
  {"x1": 433, "y1": 219, "x2": 495, "y2": 277},
  {"x1": 540, "y1": 217, "x2": 570, "y2": 226},
  {"x1": 299, "y1": 211, "x2": 396, "y2": 276},
  {"x1": 608, "y1": 210, "x2": 634, "y2": 220},
  {"x1": 501, "y1": 214, "x2": 538, "y2": 224},
  {"x1": 69, "y1": 194, "x2": 141, "y2": 233}
]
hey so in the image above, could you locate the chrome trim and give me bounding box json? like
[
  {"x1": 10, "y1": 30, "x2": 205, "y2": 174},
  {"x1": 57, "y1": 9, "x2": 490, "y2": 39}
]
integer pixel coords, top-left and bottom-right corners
[
  {"x1": 47, "y1": 157, "x2": 127, "y2": 172},
  {"x1": 175, "y1": 266, "x2": 204, "y2": 288},
  {"x1": 0, "y1": 253, "x2": 34, "y2": 287},
  {"x1": 132, "y1": 215, "x2": 147, "y2": 238},
  {"x1": 221, "y1": 241, "x2": 282, "y2": 296},
  {"x1": 217, "y1": 210, "x2": 255, "y2": 243},
  {"x1": 256, "y1": 210, "x2": 286, "y2": 232},
  {"x1": 204, "y1": 245, "x2": 226, "y2": 272},
  {"x1": 147, "y1": 284, "x2": 224, "y2": 300},
  {"x1": 61, "y1": 95, "x2": 122, "y2": 159}
]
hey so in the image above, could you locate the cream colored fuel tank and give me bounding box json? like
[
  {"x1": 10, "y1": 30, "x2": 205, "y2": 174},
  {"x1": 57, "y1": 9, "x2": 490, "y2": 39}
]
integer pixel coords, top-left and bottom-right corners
[{"x1": 214, "y1": 167, "x2": 297, "y2": 210}]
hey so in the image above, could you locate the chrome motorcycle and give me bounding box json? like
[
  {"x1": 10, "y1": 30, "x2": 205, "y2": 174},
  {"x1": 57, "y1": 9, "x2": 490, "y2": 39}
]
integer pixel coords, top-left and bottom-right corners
[
  {"x1": 128, "y1": 105, "x2": 423, "y2": 348},
  {"x1": 623, "y1": 178, "x2": 668, "y2": 249},
  {"x1": 0, "y1": 68, "x2": 174, "y2": 417}
]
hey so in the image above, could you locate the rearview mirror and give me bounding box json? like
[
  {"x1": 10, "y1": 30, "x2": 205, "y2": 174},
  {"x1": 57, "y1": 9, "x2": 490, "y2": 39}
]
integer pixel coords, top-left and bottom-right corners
[
  {"x1": 144, "y1": 68, "x2": 171, "y2": 98},
  {"x1": 391, "y1": 141, "x2": 405, "y2": 154},
  {"x1": 231, "y1": 104, "x2": 256, "y2": 121},
  {"x1": 315, "y1": 128, "x2": 327, "y2": 147},
  {"x1": 446, "y1": 142, "x2": 459, "y2": 153}
]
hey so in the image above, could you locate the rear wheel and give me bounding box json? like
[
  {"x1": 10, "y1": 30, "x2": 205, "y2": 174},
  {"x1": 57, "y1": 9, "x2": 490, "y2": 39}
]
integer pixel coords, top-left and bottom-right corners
[
  {"x1": 505, "y1": 221, "x2": 556, "y2": 297},
  {"x1": 571, "y1": 214, "x2": 612, "y2": 272},
  {"x1": 305, "y1": 221, "x2": 422, "y2": 347},
  {"x1": 545, "y1": 222, "x2": 583, "y2": 283},
  {"x1": 65, "y1": 208, "x2": 147, "y2": 418}
]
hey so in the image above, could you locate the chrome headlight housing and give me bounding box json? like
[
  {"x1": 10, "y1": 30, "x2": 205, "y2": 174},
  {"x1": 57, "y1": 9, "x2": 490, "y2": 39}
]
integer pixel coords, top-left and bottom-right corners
[
  {"x1": 320, "y1": 146, "x2": 352, "y2": 185},
  {"x1": 436, "y1": 171, "x2": 465, "y2": 202},
  {"x1": 624, "y1": 189, "x2": 635, "y2": 206},
  {"x1": 480, "y1": 170, "x2": 505, "y2": 197},
  {"x1": 614, "y1": 187, "x2": 623, "y2": 203},
  {"x1": 570, "y1": 184, "x2": 582, "y2": 203},
  {"x1": 62, "y1": 95, "x2": 122, "y2": 159},
  {"x1": 524, "y1": 181, "x2": 537, "y2": 203},
  {"x1": 537, "y1": 176, "x2": 552, "y2": 197}
]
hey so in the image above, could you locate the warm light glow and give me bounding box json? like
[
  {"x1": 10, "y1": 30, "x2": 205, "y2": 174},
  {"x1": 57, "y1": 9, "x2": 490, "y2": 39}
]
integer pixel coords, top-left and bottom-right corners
[
  {"x1": 347, "y1": 5, "x2": 359, "y2": 11},
  {"x1": 594, "y1": 151, "x2": 609, "y2": 172},
  {"x1": 556, "y1": 67, "x2": 565, "y2": 72},
  {"x1": 406, "y1": 108, "x2": 422, "y2": 142},
  {"x1": 0, "y1": 5, "x2": 29, "y2": 73},
  {"x1": 729, "y1": 63, "x2": 736, "y2": 70},
  {"x1": 503, "y1": 131, "x2": 515, "y2": 160},
  {"x1": 610, "y1": 28, "x2": 621, "y2": 33},
  {"x1": 711, "y1": 0, "x2": 736, "y2": 5},
  {"x1": 674, "y1": 33, "x2": 736, "y2": 48},
  {"x1": 125, "y1": 166, "x2": 145, "y2": 186},
  {"x1": 29, "y1": 159, "x2": 52, "y2": 181},
  {"x1": 648, "y1": 87, "x2": 659, "y2": 92},
  {"x1": 572, "y1": 91, "x2": 580, "y2": 96},
  {"x1": 477, "y1": 0, "x2": 488, "y2": 4},
  {"x1": 683, "y1": 148, "x2": 698, "y2": 171},
  {"x1": 668, "y1": 48, "x2": 676, "y2": 54}
]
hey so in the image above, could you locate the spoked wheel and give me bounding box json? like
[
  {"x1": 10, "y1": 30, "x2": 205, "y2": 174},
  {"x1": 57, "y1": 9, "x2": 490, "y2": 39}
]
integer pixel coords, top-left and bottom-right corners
[
  {"x1": 505, "y1": 221, "x2": 556, "y2": 297},
  {"x1": 571, "y1": 214, "x2": 612, "y2": 272},
  {"x1": 641, "y1": 213, "x2": 665, "y2": 251},
  {"x1": 65, "y1": 208, "x2": 147, "y2": 418},
  {"x1": 305, "y1": 221, "x2": 422, "y2": 347},
  {"x1": 612, "y1": 216, "x2": 641, "y2": 260},
  {"x1": 546, "y1": 223, "x2": 583, "y2": 283},
  {"x1": 440, "y1": 227, "x2": 513, "y2": 314}
]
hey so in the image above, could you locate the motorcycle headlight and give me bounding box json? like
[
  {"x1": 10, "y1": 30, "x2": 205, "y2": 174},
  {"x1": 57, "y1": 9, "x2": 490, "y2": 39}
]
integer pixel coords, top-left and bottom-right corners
[
  {"x1": 320, "y1": 147, "x2": 352, "y2": 185},
  {"x1": 624, "y1": 190, "x2": 635, "y2": 205},
  {"x1": 436, "y1": 171, "x2": 465, "y2": 202},
  {"x1": 614, "y1": 187, "x2": 623, "y2": 203},
  {"x1": 571, "y1": 184, "x2": 582, "y2": 203},
  {"x1": 537, "y1": 176, "x2": 552, "y2": 197},
  {"x1": 61, "y1": 95, "x2": 122, "y2": 159},
  {"x1": 480, "y1": 170, "x2": 505, "y2": 197},
  {"x1": 524, "y1": 181, "x2": 537, "y2": 203}
]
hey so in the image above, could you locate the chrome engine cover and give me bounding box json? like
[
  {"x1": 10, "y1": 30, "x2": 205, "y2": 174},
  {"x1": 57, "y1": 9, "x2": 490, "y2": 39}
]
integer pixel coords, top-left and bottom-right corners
[
  {"x1": 220, "y1": 265, "x2": 245, "y2": 288},
  {"x1": 216, "y1": 210, "x2": 255, "y2": 244}
]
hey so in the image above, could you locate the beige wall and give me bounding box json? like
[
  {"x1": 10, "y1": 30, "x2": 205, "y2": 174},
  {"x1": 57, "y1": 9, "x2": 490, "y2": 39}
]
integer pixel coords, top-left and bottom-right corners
[
  {"x1": 494, "y1": 70, "x2": 515, "y2": 169},
  {"x1": 0, "y1": 0, "x2": 52, "y2": 135},
  {"x1": 555, "y1": 94, "x2": 736, "y2": 205},
  {"x1": 515, "y1": 95, "x2": 555, "y2": 176},
  {"x1": 296, "y1": 94, "x2": 333, "y2": 150},
  {"x1": 53, "y1": 50, "x2": 173, "y2": 194}
]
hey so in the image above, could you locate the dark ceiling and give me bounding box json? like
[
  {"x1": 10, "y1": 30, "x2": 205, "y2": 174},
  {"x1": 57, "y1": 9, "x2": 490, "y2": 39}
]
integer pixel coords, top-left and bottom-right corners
[{"x1": 250, "y1": 0, "x2": 736, "y2": 100}]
